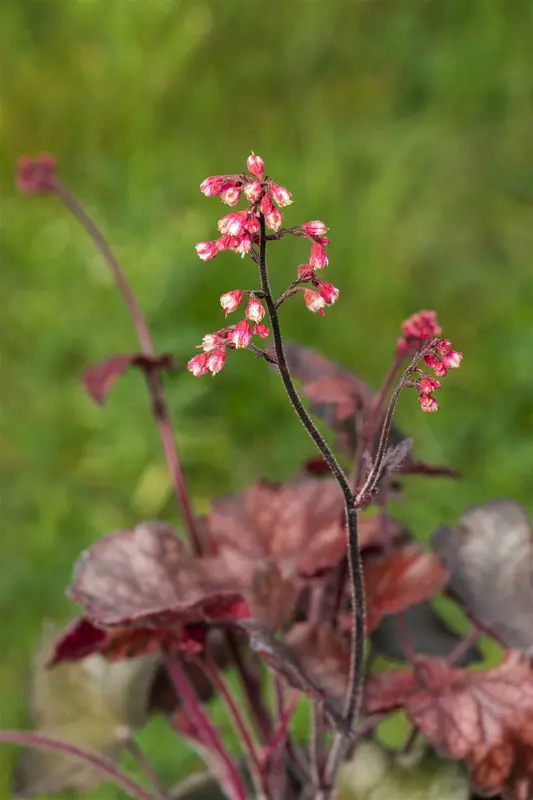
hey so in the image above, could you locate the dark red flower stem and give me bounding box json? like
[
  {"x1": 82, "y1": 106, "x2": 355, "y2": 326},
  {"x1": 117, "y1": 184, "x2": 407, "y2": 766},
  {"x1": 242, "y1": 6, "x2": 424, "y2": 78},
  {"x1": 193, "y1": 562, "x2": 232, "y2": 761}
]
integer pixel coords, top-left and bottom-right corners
[
  {"x1": 355, "y1": 342, "x2": 436, "y2": 505},
  {"x1": 352, "y1": 349, "x2": 405, "y2": 491},
  {"x1": 257, "y1": 215, "x2": 366, "y2": 774},
  {"x1": 166, "y1": 659, "x2": 247, "y2": 800},
  {"x1": 446, "y1": 627, "x2": 480, "y2": 666},
  {"x1": 52, "y1": 179, "x2": 202, "y2": 556},
  {"x1": 197, "y1": 658, "x2": 265, "y2": 795},
  {"x1": 0, "y1": 731, "x2": 162, "y2": 800}
]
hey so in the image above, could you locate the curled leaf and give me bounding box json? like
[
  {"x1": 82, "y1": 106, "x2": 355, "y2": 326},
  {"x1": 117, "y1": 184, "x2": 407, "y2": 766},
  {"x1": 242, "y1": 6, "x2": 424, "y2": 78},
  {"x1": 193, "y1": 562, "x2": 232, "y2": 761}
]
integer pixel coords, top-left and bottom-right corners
[
  {"x1": 68, "y1": 521, "x2": 246, "y2": 630},
  {"x1": 82, "y1": 353, "x2": 179, "y2": 405},
  {"x1": 363, "y1": 545, "x2": 449, "y2": 633}
]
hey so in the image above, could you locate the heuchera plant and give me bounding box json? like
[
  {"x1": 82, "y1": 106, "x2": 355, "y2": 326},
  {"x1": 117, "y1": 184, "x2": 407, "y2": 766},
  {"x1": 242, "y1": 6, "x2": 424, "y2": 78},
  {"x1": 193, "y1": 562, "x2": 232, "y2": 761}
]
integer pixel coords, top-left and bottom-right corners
[{"x1": 4, "y1": 151, "x2": 532, "y2": 800}]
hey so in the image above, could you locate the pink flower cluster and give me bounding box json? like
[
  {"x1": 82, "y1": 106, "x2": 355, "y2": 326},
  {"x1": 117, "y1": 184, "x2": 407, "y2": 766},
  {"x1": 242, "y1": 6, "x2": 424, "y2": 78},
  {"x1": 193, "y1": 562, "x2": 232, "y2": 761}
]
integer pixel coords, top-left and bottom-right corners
[
  {"x1": 195, "y1": 153, "x2": 293, "y2": 262},
  {"x1": 397, "y1": 310, "x2": 442, "y2": 350},
  {"x1": 399, "y1": 311, "x2": 462, "y2": 412},
  {"x1": 187, "y1": 315, "x2": 271, "y2": 378},
  {"x1": 188, "y1": 153, "x2": 341, "y2": 377}
]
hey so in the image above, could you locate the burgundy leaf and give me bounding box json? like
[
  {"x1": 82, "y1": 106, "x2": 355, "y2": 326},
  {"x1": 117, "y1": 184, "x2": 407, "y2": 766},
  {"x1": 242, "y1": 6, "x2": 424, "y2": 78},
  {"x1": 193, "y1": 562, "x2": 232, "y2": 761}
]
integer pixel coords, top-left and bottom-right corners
[
  {"x1": 241, "y1": 621, "x2": 350, "y2": 735},
  {"x1": 432, "y1": 501, "x2": 533, "y2": 654},
  {"x1": 276, "y1": 342, "x2": 373, "y2": 458},
  {"x1": 362, "y1": 545, "x2": 449, "y2": 633},
  {"x1": 68, "y1": 522, "x2": 246, "y2": 630},
  {"x1": 365, "y1": 654, "x2": 533, "y2": 797},
  {"x1": 82, "y1": 353, "x2": 179, "y2": 405},
  {"x1": 406, "y1": 653, "x2": 533, "y2": 799},
  {"x1": 47, "y1": 618, "x2": 107, "y2": 666},
  {"x1": 362, "y1": 668, "x2": 416, "y2": 715},
  {"x1": 204, "y1": 476, "x2": 346, "y2": 581},
  {"x1": 284, "y1": 622, "x2": 350, "y2": 703},
  {"x1": 248, "y1": 560, "x2": 299, "y2": 631}
]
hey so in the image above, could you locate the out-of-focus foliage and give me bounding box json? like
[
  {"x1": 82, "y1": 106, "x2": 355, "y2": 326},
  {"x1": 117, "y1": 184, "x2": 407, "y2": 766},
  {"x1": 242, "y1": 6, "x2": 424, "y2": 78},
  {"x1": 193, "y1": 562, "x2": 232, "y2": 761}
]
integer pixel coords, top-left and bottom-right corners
[
  {"x1": 1, "y1": 0, "x2": 532, "y2": 796},
  {"x1": 338, "y1": 740, "x2": 469, "y2": 799}
]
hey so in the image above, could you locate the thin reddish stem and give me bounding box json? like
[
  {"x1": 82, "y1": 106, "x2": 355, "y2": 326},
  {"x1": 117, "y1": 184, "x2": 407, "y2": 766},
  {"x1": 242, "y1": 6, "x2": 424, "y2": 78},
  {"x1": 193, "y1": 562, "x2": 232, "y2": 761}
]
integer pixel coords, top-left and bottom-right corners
[
  {"x1": 166, "y1": 659, "x2": 246, "y2": 800},
  {"x1": 52, "y1": 179, "x2": 202, "y2": 555},
  {"x1": 198, "y1": 658, "x2": 264, "y2": 789},
  {"x1": 225, "y1": 633, "x2": 273, "y2": 742},
  {"x1": 446, "y1": 627, "x2": 481, "y2": 666},
  {"x1": 263, "y1": 690, "x2": 299, "y2": 765},
  {"x1": 0, "y1": 731, "x2": 160, "y2": 800}
]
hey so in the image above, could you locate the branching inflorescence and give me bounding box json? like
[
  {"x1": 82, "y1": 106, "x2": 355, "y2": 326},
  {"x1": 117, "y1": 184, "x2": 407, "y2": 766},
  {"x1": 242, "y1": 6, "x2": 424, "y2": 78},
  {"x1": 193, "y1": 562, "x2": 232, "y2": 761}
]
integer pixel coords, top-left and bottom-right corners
[{"x1": 8, "y1": 151, "x2": 532, "y2": 800}]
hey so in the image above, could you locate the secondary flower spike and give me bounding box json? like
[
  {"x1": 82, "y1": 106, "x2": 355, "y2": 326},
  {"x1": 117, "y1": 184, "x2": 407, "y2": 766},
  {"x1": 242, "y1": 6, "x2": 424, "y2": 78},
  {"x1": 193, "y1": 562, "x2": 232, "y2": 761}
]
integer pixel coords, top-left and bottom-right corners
[{"x1": 399, "y1": 312, "x2": 462, "y2": 413}]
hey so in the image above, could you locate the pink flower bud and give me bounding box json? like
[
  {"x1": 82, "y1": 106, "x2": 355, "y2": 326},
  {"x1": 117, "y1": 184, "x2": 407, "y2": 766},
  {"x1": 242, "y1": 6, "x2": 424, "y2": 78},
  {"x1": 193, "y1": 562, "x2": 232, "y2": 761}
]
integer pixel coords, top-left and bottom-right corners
[
  {"x1": 318, "y1": 282, "x2": 339, "y2": 306},
  {"x1": 195, "y1": 241, "x2": 219, "y2": 261},
  {"x1": 301, "y1": 220, "x2": 328, "y2": 236},
  {"x1": 225, "y1": 234, "x2": 252, "y2": 256},
  {"x1": 309, "y1": 243, "x2": 329, "y2": 269},
  {"x1": 419, "y1": 393, "x2": 439, "y2": 413},
  {"x1": 245, "y1": 216, "x2": 261, "y2": 234},
  {"x1": 297, "y1": 264, "x2": 315, "y2": 280},
  {"x1": 188, "y1": 353, "x2": 210, "y2": 376},
  {"x1": 247, "y1": 152, "x2": 265, "y2": 180},
  {"x1": 260, "y1": 193, "x2": 273, "y2": 216},
  {"x1": 244, "y1": 180, "x2": 263, "y2": 203},
  {"x1": 231, "y1": 319, "x2": 252, "y2": 349},
  {"x1": 17, "y1": 154, "x2": 56, "y2": 195},
  {"x1": 220, "y1": 290, "x2": 244, "y2": 316},
  {"x1": 270, "y1": 182, "x2": 292, "y2": 207},
  {"x1": 402, "y1": 310, "x2": 441, "y2": 341},
  {"x1": 396, "y1": 337, "x2": 410, "y2": 352},
  {"x1": 202, "y1": 333, "x2": 221, "y2": 351},
  {"x1": 303, "y1": 289, "x2": 326, "y2": 315},
  {"x1": 424, "y1": 354, "x2": 448, "y2": 377},
  {"x1": 435, "y1": 339, "x2": 452, "y2": 356},
  {"x1": 245, "y1": 296, "x2": 265, "y2": 323},
  {"x1": 207, "y1": 348, "x2": 227, "y2": 375},
  {"x1": 216, "y1": 234, "x2": 232, "y2": 252},
  {"x1": 200, "y1": 176, "x2": 227, "y2": 197},
  {"x1": 218, "y1": 211, "x2": 247, "y2": 237},
  {"x1": 266, "y1": 207, "x2": 283, "y2": 232},
  {"x1": 253, "y1": 323, "x2": 270, "y2": 338},
  {"x1": 220, "y1": 186, "x2": 241, "y2": 206},
  {"x1": 419, "y1": 374, "x2": 441, "y2": 394},
  {"x1": 442, "y1": 349, "x2": 462, "y2": 369}
]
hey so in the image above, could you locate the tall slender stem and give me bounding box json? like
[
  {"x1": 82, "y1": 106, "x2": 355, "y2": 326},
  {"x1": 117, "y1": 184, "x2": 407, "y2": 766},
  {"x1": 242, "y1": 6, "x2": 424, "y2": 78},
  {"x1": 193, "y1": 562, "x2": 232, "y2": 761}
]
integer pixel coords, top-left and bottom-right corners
[
  {"x1": 166, "y1": 659, "x2": 246, "y2": 800},
  {"x1": 197, "y1": 658, "x2": 264, "y2": 796},
  {"x1": 0, "y1": 731, "x2": 161, "y2": 800},
  {"x1": 257, "y1": 215, "x2": 366, "y2": 779},
  {"x1": 53, "y1": 179, "x2": 202, "y2": 555}
]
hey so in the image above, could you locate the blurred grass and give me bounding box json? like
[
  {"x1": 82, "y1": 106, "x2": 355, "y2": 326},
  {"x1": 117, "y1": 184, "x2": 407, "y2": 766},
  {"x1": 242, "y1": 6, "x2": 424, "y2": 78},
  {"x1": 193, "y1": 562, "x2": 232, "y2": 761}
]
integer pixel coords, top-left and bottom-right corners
[{"x1": 1, "y1": 0, "x2": 532, "y2": 795}]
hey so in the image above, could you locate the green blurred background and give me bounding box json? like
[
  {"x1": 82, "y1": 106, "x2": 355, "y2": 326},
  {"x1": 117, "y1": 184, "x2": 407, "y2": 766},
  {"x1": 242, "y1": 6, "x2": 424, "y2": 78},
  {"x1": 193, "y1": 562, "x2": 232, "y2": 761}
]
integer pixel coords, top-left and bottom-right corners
[{"x1": 1, "y1": 0, "x2": 532, "y2": 796}]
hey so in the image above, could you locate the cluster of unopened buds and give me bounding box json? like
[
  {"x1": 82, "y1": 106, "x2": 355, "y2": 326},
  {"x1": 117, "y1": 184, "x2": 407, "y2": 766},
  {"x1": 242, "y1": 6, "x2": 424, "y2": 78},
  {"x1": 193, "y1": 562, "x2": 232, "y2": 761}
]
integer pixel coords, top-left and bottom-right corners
[
  {"x1": 188, "y1": 152, "x2": 339, "y2": 377},
  {"x1": 399, "y1": 310, "x2": 463, "y2": 412}
]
